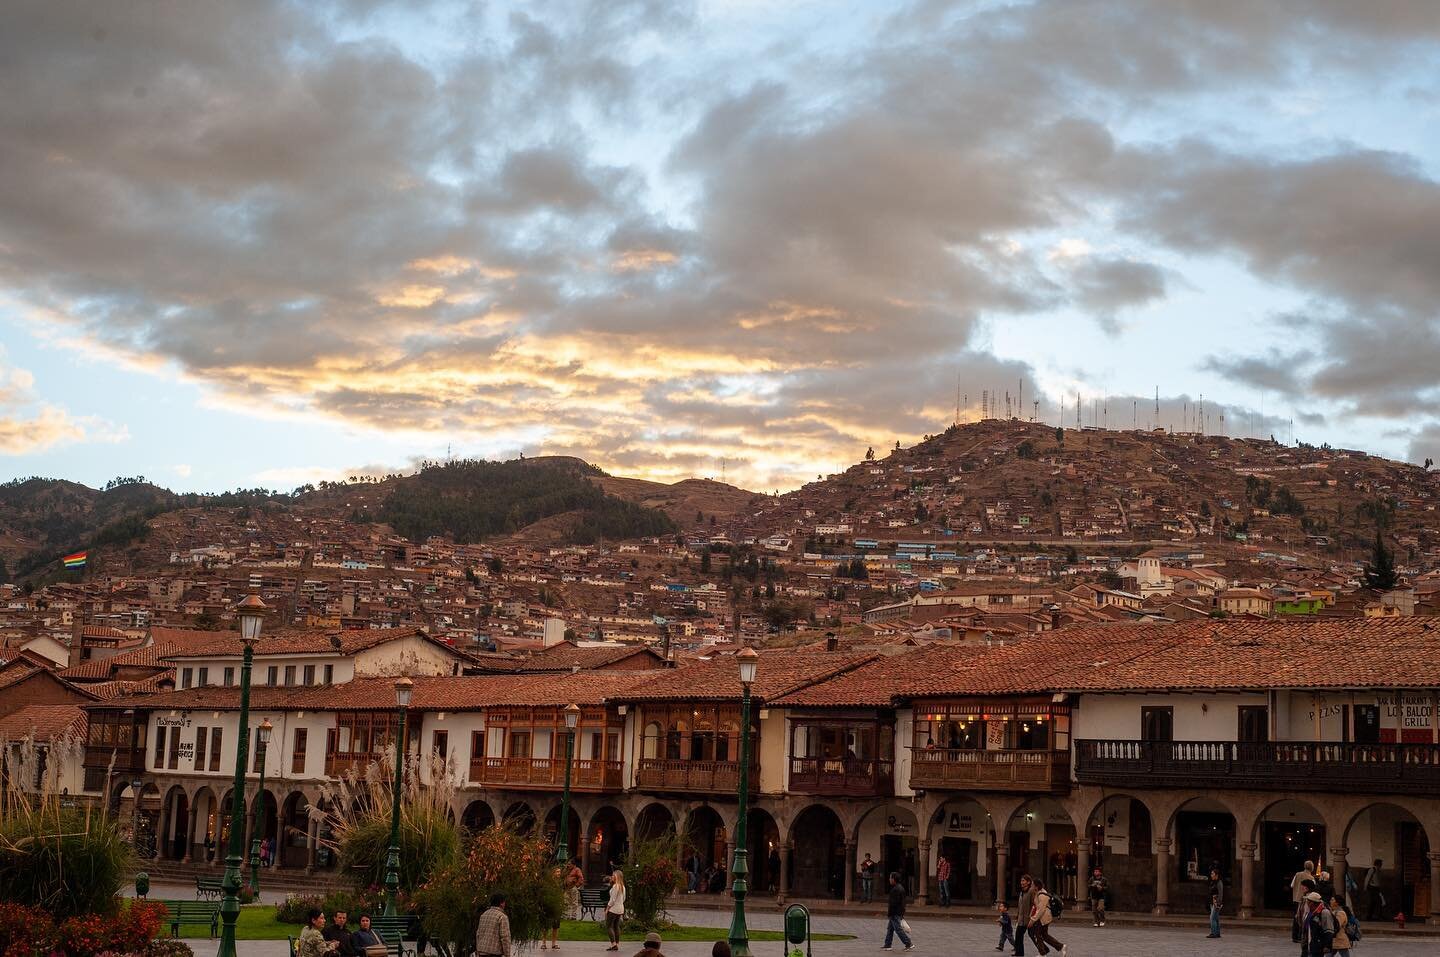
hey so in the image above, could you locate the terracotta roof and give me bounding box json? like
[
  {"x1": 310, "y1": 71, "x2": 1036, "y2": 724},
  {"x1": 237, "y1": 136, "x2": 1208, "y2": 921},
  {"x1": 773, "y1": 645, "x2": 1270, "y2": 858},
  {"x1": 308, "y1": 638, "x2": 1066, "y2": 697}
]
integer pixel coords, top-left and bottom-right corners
[
  {"x1": 0, "y1": 704, "x2": 86, "y2": 742},
  {"x1": 513, "y1": 644, "x2": 667, "y2": 672},
  {"x1": 86, "y1": 670, "x2": 657, "y2": 713},
  {"x1": 60, "y1": 627, "x2": 227, "y2": 680},
  {"x1": 157, "y1": 627, "x2": 459, "y2": 660},
  {"x1": 613, "y1": 650, "x2": 877, "y2": 704}
]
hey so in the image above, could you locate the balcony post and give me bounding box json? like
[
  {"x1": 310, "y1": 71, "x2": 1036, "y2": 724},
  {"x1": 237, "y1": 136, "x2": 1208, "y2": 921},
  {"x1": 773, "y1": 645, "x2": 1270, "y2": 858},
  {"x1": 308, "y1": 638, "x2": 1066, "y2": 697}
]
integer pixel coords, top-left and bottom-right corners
[
  {"x1": 1238, "y1": 842, "x2": 1256, "y2": 918},
  {"x1": 843, "y1": 840, "x2": 856, "y2": 902},
  {"x1": 1152, "y1": 837, "x2": 1171, "y2": 915},
  {"x1": 994, "y1": 841, "x2": 1008, "y2": 906},
  {"x1": 917, "y1": 839, "x2": 930, "y2": 903}
]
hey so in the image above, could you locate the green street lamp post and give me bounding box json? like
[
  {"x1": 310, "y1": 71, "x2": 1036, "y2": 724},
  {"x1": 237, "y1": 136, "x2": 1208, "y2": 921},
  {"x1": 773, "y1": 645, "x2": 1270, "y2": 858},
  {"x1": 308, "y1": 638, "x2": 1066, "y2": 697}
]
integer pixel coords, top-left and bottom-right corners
[
  {"x1": 219, "y1": 595, "x2": 266, "y2": 957},
  {"x1": 383, "y1": 676, "x2": 413, "y2": 916},
  {"x1": 728, "y1": 648, "x2": 759, "y2": 957},
  {"x1": 556, "y1": 703, "x2": 580, "y2": 864},
  {"x1": 248, "y1": 718, "x2": 273, "y2": 895}
]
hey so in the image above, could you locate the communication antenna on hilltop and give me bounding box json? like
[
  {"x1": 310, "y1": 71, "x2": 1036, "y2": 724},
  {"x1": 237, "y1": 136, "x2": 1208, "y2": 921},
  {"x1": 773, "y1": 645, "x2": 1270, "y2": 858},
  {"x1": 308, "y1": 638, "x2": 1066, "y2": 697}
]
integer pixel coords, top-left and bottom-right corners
[
  {"x1": 1199, "y1": 395, "x2": 1205, "y2": 435},
  {"x1": 1133, "y1": 400, "x2": 1137, "y2": 430},
  {"x1": 1154, "y1": 386, "x2": 1160, "y2": 430},
  {"x1": 954, "y1": 373, "x2": 962, "y2": 427},
  {"x1": 1103, "y1": 403, "x2": 1108, "y2": 430},
  {"x1": 1076, "y1": 394, "x2": 1082, "y2": 428},
  {"x1": 981, "y1": 390, "x2": 989, "y2": 419},
  {"x1": 1005, "y1": 391, "x2": 1012, "y2": 419},
  {"x1": 1032, "y1": 399, "x2": 1039, "y2": 422},
  {"x1": 1018, "y1": 379, "x2": 1023, "y2": 421}
]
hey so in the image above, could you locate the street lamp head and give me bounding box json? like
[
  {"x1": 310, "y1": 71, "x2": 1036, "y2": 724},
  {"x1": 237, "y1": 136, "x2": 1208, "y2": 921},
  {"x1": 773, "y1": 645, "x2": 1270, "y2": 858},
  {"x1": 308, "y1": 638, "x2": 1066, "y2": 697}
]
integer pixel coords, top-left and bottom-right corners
[
  {"x1": 564, "y1": 702, "x2": 581, "y2": 730},
  {"x1": 258, "y1": 718, "x2": 273, "y2": 745},
  {"x1": 737, "y1": 647, "x2": 759, "y2": 687},
  {"x1": 235, "y1": 594, "x2": 268, "y2": 643},
  {"x1": 395, "y1": 676, "x2": 414, "y2": 707}
]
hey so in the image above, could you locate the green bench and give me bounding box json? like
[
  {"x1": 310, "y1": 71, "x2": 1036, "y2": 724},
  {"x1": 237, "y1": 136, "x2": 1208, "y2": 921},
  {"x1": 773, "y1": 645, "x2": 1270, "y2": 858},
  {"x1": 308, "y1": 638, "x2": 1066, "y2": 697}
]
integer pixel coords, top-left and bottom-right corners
[
  {"x1": 367, "y1": 915, "x2": 418, "y2": 957},
  {"x1": 579, "y1": 887, "x2": 608, "y2": 922},
  {"x1": 195, "y1": 876, "x2": 225, "y2": 900},
  {"x1": 164, "y1": 900, "x2": 220, "y2": 938}
]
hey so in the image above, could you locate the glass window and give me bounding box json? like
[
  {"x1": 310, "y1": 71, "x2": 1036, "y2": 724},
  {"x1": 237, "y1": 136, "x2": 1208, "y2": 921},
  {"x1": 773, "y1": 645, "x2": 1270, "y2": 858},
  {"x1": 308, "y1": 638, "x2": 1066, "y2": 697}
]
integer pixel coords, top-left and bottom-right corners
[
  {"x1": 223, "y1": 667, "x2": 235, "y2": 686},
  {"x1": 209, "y1": 728, "x2": 222, "y2": 771},
  {"x1": 154, "y1": 726, "x2": 166, "y2": 768},
  {"x1": 1016, "y1": 716, "x2": 1049, "y2": 750},
  {"x1": 283, "y1": 665, "x2": 296, "y2": 686},
  {"x1": 181, "y1": 668, "x2": 193, "y2": 690},
  {"x1": 642, "y1": 722, "x2": 661, "y2": 759},
  {"x1": 198, "y1": 667, "x2": 209, "y2": 686},
  {"x1": 508, "y1": 731, "x2": 531, "y2": 758},
  {"x1": 666, "y1": 720, "x2": 688, "y2": 760},
  {"x1": 433, "y1": 730, "x2": 448, "y2": 762},
  {"x1": 292, "y1": 728, "x2": 308, "y2": 774},
  {"x1": 266, "y1": 666, "x2": 278, "y2": 686},
  {"x1": 195, "y1": 727, "x2": 209, "y2": 769},
  {"x1": 303, "y1": 665, "x2": 316, "y2": 686},
  {"x1": 323, "y1": 664, "x2": 334, "y2": 684}
]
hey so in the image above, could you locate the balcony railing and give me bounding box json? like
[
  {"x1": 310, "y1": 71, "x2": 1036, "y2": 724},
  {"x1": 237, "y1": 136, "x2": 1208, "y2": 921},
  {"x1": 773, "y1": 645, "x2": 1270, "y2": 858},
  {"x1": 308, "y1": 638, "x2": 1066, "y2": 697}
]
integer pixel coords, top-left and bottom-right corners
[
  {"x1": 1075, "y1": 739, "x2": 1440, "y2": 794},
  {"x1": 909, "y1": 747, "x2": 1070, "y2": 793},
  {"x1": 468, "y1": 756, "x2": 624, "y2": 790},
  {"x1": 83, "y1": 746, "x2": 146, "y2": 772},
  {"x1": 325, "y1": 753, "x2": 380, "y2": 777},
  {"x1": 636, "y1": 758, "x2": 758, "y2": 794},
  {"x1": 789, "y1": 756, "x2": 894, "y2": 796}
]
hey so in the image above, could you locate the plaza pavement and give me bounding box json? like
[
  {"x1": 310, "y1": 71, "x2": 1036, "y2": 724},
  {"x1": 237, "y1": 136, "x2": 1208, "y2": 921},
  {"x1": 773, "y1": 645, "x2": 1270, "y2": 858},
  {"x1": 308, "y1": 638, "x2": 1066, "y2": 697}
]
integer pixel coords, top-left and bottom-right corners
[{"x1": 175, "y1": 901, "x2": 1440, "y2": 957}]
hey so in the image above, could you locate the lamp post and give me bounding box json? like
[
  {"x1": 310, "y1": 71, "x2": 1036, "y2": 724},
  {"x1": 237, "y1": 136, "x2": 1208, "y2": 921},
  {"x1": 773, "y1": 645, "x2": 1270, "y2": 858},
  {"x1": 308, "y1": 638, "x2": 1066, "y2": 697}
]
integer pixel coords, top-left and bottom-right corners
[
  {"x1": 728, "y1": 648, "x2": 759, "y2": 957},
  {"x1": 249, "y1": 718, "x2": 273, "y2": 894},
  {"x1": 556, "y1": 703, "x2": 580, "y2": 864},
  {"x1": 383, "y1": 677, "x2": 414, "y2": 916},
  {"x1": 219, "y1": 594, "x2": 266, "y2": 957}
]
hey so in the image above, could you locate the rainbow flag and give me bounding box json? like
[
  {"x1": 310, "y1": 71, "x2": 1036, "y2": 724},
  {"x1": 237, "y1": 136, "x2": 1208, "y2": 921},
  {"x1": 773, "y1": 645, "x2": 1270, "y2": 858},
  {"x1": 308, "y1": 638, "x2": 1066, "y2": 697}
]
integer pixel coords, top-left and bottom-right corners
[{"x1": 62, "y1": 551, "x2": 87, "y2": 568}]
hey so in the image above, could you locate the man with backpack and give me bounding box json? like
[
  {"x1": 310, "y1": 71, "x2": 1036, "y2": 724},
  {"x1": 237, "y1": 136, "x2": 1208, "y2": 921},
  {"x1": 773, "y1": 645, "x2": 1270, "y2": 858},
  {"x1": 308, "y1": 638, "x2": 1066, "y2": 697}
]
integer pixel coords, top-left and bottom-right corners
[
  {"x1": 1026, "y1": 875, "x2": 1066, "y2": 957},
  {"x1": 1302, "y1": 892, "x2": 1336, "y2": 957}
]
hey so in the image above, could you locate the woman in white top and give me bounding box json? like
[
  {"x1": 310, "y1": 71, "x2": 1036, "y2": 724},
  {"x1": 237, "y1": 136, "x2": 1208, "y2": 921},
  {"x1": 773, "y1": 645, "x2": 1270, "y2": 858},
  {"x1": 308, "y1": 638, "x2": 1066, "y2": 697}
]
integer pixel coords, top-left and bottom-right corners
[{"x1": 605, "y1": 869, "x2": 626, "y2": 951}]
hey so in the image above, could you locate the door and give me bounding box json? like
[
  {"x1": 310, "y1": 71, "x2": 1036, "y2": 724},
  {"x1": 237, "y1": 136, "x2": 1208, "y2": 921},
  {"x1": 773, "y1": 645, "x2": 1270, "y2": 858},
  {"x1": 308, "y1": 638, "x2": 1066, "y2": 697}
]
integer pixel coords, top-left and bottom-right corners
[
  {"x1": 1355, "y1": 706, "x2": 1381, "y2": 745},
  {"x1": 1262, "y1": 822, "x2": 1325, "y2": 910},
  {"x1": 1141, "y1": 707, "x2": 1174, "y2": 741},
  {"x1": 939, "y1": 836, "x2": 973, "y2": 901},
  {"x1": 1238, "y1": 706, "x2": 1269, "y2": 743},
  {"x1": 881, "y1": 834, "x2": 919, "y2": 899}
]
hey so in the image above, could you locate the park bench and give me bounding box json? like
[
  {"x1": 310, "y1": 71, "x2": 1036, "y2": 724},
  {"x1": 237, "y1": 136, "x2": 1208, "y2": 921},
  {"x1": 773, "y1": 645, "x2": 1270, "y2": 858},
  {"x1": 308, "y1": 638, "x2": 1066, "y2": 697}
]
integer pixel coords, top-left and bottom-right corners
[
  {"x1": 579, "y1": 887, "x2": 608, "y2": 922},
  {"x1": 367, "y1": 915, "x2": 419, "y2": 957},
  {"x1": 164, "y1": 900, "x2": 220, "y2": 938},
  {"x1": 195, "y1": 876, "x2": 225, "y2": 900}
]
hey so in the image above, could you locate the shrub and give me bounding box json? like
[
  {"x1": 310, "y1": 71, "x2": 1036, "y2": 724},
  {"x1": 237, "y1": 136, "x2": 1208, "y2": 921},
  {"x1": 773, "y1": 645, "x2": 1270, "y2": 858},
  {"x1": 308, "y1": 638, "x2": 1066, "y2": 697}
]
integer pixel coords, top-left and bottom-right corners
[
  {"x1": 412, "y1": 827, "x2": 564, "y2": 955},
  {"x1": 276, "y1": 894, "x2": 325, "y2": 925},
  {"x1": 0, "y1": 900, "x2": 168, "y2": 957},
  {"x1": 622, "y1": 835, "x2": 683, "y2": 931}
]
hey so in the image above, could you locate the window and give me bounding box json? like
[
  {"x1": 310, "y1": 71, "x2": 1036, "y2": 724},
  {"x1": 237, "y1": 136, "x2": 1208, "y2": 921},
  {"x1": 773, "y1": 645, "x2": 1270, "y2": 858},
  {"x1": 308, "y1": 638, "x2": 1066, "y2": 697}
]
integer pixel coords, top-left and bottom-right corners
[
  {"x1": 642, "y1": 722, "x2": 661, "y2": 759},
  {"x1": 180, "y1": 668, "x2": 193, "y2": 690},
  {"x1": 1354, "y1": 705, "x2": 1381, "y2": 745},
  {"x1": 507, "y1": 731, "x2": 531, "y2": 758},
  {"x1": 168, "y1": 725, "x2": 181, "y2": 769},
  {"x1": 83, "y1": 766, "x2": 107, "y2": 793},
  {"x1": 323, "y1": 664, "x2": 334, "y2": 685},
  {"x1": 223, "y1": 667, "x2": 235, "y2": 686},
  {"x1": 292, "y1": 728, "x2": 308, "y2": 774},
  {"x1": 195, "y1": 727, "x2": 209, "y2": 769},
  {"x1": 283, "y1": 665, "x2": 296, "y2": 686},
  {"x1": 303, "y1": 665, "x2": 316, "y2": 686},
  {"x1": 1141, "y1": 707, "x2": 1174, "y2": 742},
  {"x1": 1238, "y1": 706, "x2": 1268, "y2": 743},
  {"x1": 198, "y1": 667, "x2": 209, "y2": 686},
  {"x1": 266, "y1": 666, "x2": 279, "y2": 686},
  {"x1": 433, "y1": 730, "x2": 449, "y2": 763},
  {"x1": 209, "y1": 728, "x2": 222, "y2": 771},
  {"x1": 470, "y1": 730, "x2": 485, "y2": 767},
  {"x1": 154, "y1": 726, "x2": 166, "y2": 768}
]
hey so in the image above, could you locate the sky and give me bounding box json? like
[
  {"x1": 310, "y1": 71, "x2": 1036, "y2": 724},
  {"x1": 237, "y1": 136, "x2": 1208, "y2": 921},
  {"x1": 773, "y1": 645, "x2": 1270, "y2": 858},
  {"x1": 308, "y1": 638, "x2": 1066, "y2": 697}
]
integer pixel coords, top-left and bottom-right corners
[{"x1": 2, "y1": 0, "x2": 1439, "y2": 494}]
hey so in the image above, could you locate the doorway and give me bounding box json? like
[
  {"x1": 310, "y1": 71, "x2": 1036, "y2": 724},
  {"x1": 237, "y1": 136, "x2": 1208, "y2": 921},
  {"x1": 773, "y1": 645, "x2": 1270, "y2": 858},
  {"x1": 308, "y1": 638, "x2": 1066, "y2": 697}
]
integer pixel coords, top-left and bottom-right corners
[
  {"x1": 881, "y1": 834, "x2": 919, "y2": 899},
  {"x1": 1262, "y1": 822, "x2": 1325, "y2": 910}
]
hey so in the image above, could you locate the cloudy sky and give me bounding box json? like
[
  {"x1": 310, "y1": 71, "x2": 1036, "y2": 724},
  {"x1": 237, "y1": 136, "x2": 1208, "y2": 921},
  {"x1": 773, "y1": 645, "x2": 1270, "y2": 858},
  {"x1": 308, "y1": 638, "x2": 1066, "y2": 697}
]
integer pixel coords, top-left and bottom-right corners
[{"x1": 2, "y1": 1, "x2": 1439, "y2": 493}]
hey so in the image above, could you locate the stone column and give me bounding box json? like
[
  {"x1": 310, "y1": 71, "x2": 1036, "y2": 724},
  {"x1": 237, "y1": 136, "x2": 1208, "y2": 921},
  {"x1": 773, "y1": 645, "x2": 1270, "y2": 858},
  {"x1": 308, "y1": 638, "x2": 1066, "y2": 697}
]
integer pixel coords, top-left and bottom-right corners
[
  {"x1": 994, "y1": 842, "x2": 1009, "y2": 906},
  {"x1": 844, "y1": 841, "x2": 857, "y2": 903},
  {"x1": 1153, "y1": 838, "x2": 1171, "y2": 916},
  {"x1": 1329, "y1": 846, "x2": 1348, "y2": 907},
  {"x1": 779, "y1": 843, "x2": 792, "y2": 901},
  {"x1": 305, "y1": 814, "x2": 317, "y2": 874},
  {"x1": 1239, "y1": 842, "x2": 1257, "y2": 918},
  {"x1": 724, "y1": 839, "x2": 735, "y2": 889},
  {"x1": 917, "y1": 839, "x2": 930, "y2": 903},
  {"x1": 1429, "y1": 852, "x2": 1440, "y2": 918},
  {"x1": 1076, "y1": 843, "x2": 1090, "y2": 905},
  {"x1": 182, "y1": 803, "x2": 198, "y2": 863}
]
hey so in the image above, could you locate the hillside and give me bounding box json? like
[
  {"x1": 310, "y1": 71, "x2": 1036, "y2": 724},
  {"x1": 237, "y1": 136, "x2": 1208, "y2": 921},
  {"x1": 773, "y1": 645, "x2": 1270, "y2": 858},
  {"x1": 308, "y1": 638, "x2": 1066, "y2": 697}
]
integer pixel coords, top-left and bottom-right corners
[{"x1": 741, "y1": 420, "x2": 1440, "y2": 565}]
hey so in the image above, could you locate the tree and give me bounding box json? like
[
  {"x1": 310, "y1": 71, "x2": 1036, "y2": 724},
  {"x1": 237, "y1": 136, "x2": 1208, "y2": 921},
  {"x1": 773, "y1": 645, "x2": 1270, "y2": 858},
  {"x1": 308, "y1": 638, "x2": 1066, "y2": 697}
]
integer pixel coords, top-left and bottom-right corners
[
  {"x1": 695, "y1": 509, "x2": 704, "y2": 524},
  {"x1": 894, "y1": 440, "x2": 902, "y2": 451},
  {"x1": 1055, "y1": 427, "x2": 1064, "y2": 445},
  {"x1": 1016, "y1": 440, "x2": 1036, "y2": 460},
  {"x1": 700, "y1": 548, "x2": 712, "y2": 573},
  {"x1": 488, "y1": 556, "x2": 503, "y2": 575},
  {"x1": 865, "y1": 446, "x2": 875, "y2": 460},
  {"x1": 1064, "y1": 546, "x2": 1078, "y2": 565},
  {"x1": 1364, "y1": 530, "x2": 1398, "y2": 590}
]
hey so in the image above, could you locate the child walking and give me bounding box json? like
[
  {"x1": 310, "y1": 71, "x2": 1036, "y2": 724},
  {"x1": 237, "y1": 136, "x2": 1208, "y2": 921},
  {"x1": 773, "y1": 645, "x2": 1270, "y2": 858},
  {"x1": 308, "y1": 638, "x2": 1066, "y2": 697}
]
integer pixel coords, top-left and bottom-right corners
[{"x1": 996, "y1": 902, "x2": 1014, "y2": 952}]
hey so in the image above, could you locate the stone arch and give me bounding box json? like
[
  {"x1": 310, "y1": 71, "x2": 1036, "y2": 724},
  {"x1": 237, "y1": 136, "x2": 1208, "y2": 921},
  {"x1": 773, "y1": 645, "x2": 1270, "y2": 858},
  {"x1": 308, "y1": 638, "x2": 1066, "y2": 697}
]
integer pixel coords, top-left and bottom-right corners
[
  {"x1": 745, "y1": 807, "x2": 781, "y2": 895},
  {"x1": 787, "y1": 804, "x2": 846, "y2": 899},
  {"x1": 503, "y1": 800, "x2": 537, "y2": 834},
  {"x1": 135, "y1": 783, "x2": 162, "y2": 859},
  {"x1": 1343, "y1": 800, "x2": 1434, "y2": 920},
  {"x1": 1251, "y1": 798, "x2": 1331, "y2": 911},
  {"x1": 852, "y1": 801, "x2": 923, "y2": 898},
  {"x1": 584, "y1": 805, "x2": 630, "y2": 881},
  {"x1": 541, "y1": 802, "x2": 581, "y2": 861},
  {"x1": 189, "y1": 785, "x2": 220, "y2": 863},
  {"x1": 1083, "y1": 792, "x2": 1157, "y2": 913},
  {"x1": 250, "y1": 788, "x2": 281, "y2": 865},
  {"x1": 461, "y1": 798, "x2": 497, "y2": 834},
  {"x1": 1004, "y1": 797, "x2": 1080, "y2": 902},
  {"x1": 159, "y1": 784, "x2": 189, "y2": 860},
  {"x1": 278, "y1": 791, "x2": 312, "y2": 869},
  {"x1": 634, "y1": 801, "x2": 677, "y2": 841},
  {"x1": 1164, "y1": 795, "x2": 1239, "y2": 915},
  {"x1": 920, "y1": 796, "x2": 994, "y2": 906},
  {"x1": 681, "y1": 805, "x2": 729, "y2": 892}
]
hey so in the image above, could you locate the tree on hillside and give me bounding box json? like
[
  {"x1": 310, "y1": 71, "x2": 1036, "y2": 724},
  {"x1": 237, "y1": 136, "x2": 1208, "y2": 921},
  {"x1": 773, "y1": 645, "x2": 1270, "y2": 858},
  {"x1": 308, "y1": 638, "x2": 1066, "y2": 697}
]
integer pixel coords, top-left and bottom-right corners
[
  {"x1": 1364, "y1": 530, "x2": 1398, "y2": 591},
  {"x1": 700, "y1": 548, "x2": 711, "y2": 573},
  {"x1": 865, "y1": 447, "x2": 875, "y2": 460}
]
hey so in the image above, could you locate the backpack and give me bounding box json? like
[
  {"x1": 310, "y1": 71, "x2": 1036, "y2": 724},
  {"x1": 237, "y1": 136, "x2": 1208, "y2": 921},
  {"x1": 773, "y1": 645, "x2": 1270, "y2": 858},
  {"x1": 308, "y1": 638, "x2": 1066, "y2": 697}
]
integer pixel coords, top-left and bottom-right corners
[
  {"x1": 1048, "y1": 894, "x2": 1064, "y2": 919},
  {"x1": 1345, "y1": 908, "x2": 1362, "y2": 945}
]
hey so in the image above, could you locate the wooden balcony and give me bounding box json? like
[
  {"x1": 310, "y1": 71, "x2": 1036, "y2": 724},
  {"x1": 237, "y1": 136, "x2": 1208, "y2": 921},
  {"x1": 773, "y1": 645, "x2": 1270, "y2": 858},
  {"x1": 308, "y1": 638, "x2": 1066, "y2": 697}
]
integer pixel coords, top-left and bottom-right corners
[
  {"x1": 1075, "y1": 739, "x2": 1440, "y2": 795},
  {"x1": 636, "y1": 758, "x2": 758, "y2": 794},
  {"x1": 789, "y1": 757, "x2": 894, "y2": 796},
  {"x1": 909, "y1": 747, "x2": 1070, "y2": 794},
  {"x1": 324, "y1": 754, "x2": 378, "y2": 777},
  {"x1": 83, "y1": 746, "x2": 146, "y2": 773},
  {"x1": 468, "y1": 756, "x2": 623, "y2": 791}
]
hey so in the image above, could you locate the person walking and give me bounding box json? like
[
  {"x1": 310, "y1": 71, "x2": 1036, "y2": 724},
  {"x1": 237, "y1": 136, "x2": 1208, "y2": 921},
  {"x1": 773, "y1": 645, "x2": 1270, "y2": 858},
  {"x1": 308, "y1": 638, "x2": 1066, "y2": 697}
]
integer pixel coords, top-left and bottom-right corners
[
  {"x1": 937, "y1": 855, "x2": 952, "y2": 907},
  {"x1": 1206, "y1": 867, "x2": 1224, "y2": 939},
  {"x1": 475, "y1": 894, "x2": 512, "y2": 957},
  {"x1": 605, "y1": 869, "x2": 626, "y2": 952},
  {"x1": 881, "y1": 872, "x2": 913, "y2": 952},
  {"x1": 1087, "y1": 866, "x2": 1108, "y2": 927},
  {"x1": 1330, "y1": 895, "x2": 1354, "y2": 953},
  {"x1": 1013, "y1": 875, "x2": 1036, "y2": 957},
  {"x1": 1291, "y1": 861, "x2": 1316, "y2": 905},
  {"x1": 860, "y1": 853, "x2": 876, "y2": 903},
  {"x1": 995, "y1": 902, "x2": 1014, "y2": 952},
  {"x1": 1363, "y1": 860, "x2": 1384, "y2": 921},
  {"x1": 1301, "y1": 892, "x2": 1336, "y2": 957},
  {"x1": 687, "y1": 852, "x2": 702, "y2": 894},
  {"x1": 1026, "y1": 877, "x2": 1065, "y2": 957},
  {"x1": 1294, "y1": 880, "x2": 1317, "y2": 957}
]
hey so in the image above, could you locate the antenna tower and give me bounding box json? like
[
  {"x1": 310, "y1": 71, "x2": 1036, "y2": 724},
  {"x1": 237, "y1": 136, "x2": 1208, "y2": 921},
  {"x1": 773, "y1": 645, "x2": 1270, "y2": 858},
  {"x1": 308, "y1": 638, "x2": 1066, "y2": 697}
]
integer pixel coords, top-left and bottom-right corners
[{"x1": 1154, "y1": 387, "x2": 1160, "y2": 430}]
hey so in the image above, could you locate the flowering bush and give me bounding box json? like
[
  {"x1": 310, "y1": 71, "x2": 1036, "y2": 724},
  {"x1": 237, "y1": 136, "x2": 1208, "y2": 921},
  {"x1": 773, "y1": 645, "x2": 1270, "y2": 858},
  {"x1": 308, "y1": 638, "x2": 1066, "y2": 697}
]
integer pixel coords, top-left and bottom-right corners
[
  {"x1": 0, "y1": 900, "x2": 168, "y2": 957},
  {"x1": 622, "y1": 835, "x2": 684, "y2": 931},
  {"x1": 412, "y1": 827, "x2": 564, "y2": 953},
  {"x1": 276, "y1": 894, "x2": 326, "y2": 924}
]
